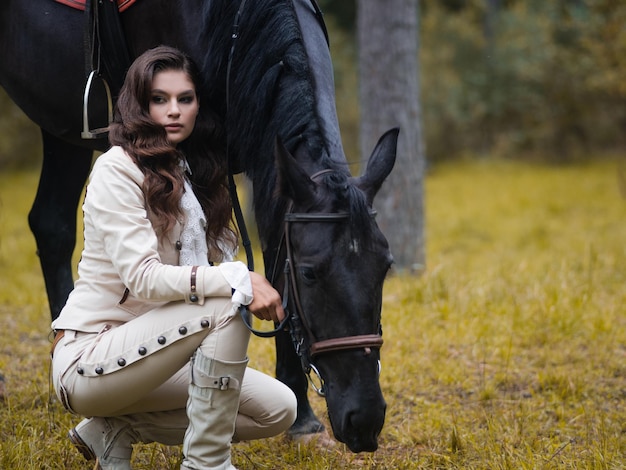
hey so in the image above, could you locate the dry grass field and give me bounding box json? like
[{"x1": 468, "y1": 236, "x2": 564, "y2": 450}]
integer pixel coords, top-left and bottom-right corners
[{"x1": 1, "y1": 158, "x2": 625, "y2": 469}]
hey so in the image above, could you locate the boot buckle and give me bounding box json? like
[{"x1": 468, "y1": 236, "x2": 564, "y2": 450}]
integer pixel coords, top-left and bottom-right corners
[{"x1": 218, "y1": 377, "x2": 230, "y2": 390}]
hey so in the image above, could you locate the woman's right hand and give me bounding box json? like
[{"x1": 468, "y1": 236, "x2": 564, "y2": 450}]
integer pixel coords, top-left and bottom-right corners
[{"x1": 247, "y1": 271, "x2": 285, "y2": 323}]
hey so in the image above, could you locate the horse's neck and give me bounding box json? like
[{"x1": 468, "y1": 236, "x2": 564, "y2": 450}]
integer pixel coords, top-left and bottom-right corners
[{"x1": 292, "y1": 0, "x2": 345, "y2": 164}]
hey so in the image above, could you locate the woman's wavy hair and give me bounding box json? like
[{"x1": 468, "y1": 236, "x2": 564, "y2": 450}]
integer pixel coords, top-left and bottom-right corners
[{"x1": 108, "y1": 45, "x2": 236, "y2": 262}]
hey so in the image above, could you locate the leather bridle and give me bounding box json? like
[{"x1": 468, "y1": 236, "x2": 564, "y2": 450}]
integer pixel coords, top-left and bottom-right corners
[
  {"x1": 282, "y1": 207, "x2": 384, "y2": 395},
  {"x1": 239, "y1": 170, "x2": 384, "y2": 396}
]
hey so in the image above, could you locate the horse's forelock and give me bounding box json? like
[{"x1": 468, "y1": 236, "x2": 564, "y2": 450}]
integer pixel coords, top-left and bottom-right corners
[{"x1": 318, "y1": 172, "x2": 374, "y2": 246}]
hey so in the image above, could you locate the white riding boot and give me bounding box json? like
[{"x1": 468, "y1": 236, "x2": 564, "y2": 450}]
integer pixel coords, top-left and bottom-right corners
[
  {"x1": 69, "y1": 409, "x2": 188, "y2": 470},
  {"x1": 181, "y1": 351, "x2": 248, "y2": 470},
  {"x1": 69, "y1": 416, "x2": 136, "y2": 470}
]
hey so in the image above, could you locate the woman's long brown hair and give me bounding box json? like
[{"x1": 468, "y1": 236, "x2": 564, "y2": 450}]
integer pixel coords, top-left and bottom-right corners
[{"x1": 108, "y1": 45, "x2": 236, "y2": 261}]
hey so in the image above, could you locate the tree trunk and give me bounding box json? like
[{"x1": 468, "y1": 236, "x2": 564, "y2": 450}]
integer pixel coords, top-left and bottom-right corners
[{"x1": 357, "y1": 0, "x2": 425, "y2": 272}]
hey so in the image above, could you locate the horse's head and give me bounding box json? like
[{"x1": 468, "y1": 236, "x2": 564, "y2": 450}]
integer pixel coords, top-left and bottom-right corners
[{"x1": 274, "y1": 128, "x2": 399, "y2": 452}]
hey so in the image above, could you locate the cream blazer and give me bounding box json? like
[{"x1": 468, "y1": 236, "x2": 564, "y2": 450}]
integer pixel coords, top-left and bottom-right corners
[{"x1": 52, "y1": 146, "x2": 233, "y2": 333}]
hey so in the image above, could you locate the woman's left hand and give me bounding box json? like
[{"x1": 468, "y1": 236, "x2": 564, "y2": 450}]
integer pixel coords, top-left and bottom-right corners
[{"x1": 247, "y1": 271, "x2": 285, "y2": 323}]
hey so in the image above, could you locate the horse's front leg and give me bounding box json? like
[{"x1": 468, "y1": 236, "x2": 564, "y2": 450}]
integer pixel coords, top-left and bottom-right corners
[
  {"x1": 275, "y1": 328, "x2": 328, "y2": 440},
  {"x1": 28, "y1": 130, "x2": 93, "y2": 322}
]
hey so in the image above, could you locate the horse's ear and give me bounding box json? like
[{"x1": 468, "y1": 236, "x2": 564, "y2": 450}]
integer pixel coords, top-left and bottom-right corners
[
  {"x1": 275, "y1": 136, "x2": 316, "y2": 204},
  {"x1": 356, "y1": 128, "x2": 399, "y2": 204}
]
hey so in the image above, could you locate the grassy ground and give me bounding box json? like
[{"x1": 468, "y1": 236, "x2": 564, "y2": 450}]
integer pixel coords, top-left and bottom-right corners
[{"x1": 1, "y1": 158, "x2": 625, "y2": 469}]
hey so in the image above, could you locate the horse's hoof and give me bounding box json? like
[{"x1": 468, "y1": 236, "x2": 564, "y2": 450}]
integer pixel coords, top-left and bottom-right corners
[
  {"x1": 291, "y1": 429, "x2": 338, "y2": 451},
  {"x1": 0, "y1": 374, "x2": 5, "y2": 402}
]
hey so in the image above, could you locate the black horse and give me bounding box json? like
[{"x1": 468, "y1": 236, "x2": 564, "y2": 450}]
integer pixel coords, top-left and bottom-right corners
[{"x1": 0, "y1": 0, "x2": 398, "y2": 452}]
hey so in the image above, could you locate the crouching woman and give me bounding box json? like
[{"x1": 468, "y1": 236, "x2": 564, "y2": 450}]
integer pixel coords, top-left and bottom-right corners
[{"x1": 50, "y1": 45, "x2": 296, "y2": 470}]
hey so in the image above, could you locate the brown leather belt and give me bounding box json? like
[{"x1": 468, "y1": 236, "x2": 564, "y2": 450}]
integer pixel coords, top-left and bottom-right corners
[{"x1": 50, "y1": 330, "x2": 65, "y2": 358}]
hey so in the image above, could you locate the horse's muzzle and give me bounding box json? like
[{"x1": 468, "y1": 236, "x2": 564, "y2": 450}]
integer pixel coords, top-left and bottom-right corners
[
  {"x1": 319, "y1": 352, "x2": 387, "y2": 453},
  {"x1": 331, "y1": 396, "x2": 387, "y2": 452}
]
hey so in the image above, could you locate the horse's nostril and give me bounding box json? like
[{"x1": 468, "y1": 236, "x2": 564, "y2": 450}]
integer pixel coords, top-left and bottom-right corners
[
  {"x1": 344, "y1": 410, "x2": 380, "y2": 453},
  {"x1": 347, "y1": 409, "x2": 377, "y2": 436}
]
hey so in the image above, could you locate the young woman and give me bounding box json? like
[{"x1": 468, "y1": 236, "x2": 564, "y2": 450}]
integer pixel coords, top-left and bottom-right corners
[{"x1": 50, "y1": 46, "x2": 296, "y2": 470}]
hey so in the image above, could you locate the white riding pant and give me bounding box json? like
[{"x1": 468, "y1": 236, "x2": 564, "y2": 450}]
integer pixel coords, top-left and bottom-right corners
[{"x1": 51, "y1": 297, "x2": 297, "y2": 441}]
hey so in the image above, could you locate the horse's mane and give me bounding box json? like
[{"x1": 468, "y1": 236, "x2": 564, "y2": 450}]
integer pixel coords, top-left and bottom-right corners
[
  {"x1": 199, "y1": 0, "x2": 370, "y2": 247},
  {"x1": 201, "y1": 1, "x2": 332, "y2": 181}
]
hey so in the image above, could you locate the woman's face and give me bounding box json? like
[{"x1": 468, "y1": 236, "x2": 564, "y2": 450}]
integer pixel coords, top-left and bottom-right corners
[{"x1": 149, "y1": 69, "x2": 199, "y2": 145}]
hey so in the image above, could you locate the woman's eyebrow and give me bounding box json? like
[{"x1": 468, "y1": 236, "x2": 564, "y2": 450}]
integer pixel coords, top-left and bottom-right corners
[{"x1": 150, "y1": 89, "x2": 195, "y2": 95}]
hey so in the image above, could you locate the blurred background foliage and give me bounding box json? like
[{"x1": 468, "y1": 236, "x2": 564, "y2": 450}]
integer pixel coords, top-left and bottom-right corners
[
  {"x1": 322, "y1": 0, "x2": 626, "y2": 163},
  {"x1": 1, "y1": 0, "x2": 624, "y2": 169}
]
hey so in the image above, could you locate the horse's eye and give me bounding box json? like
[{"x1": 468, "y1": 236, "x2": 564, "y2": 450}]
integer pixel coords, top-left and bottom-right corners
[{"x1": 299, "y1": 266, "x2": 317, "y2": 283}]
